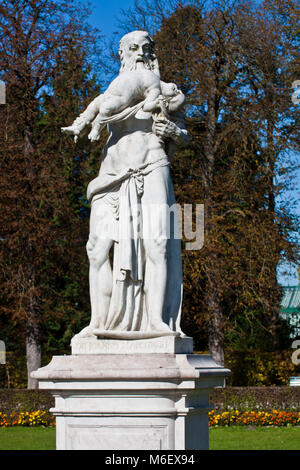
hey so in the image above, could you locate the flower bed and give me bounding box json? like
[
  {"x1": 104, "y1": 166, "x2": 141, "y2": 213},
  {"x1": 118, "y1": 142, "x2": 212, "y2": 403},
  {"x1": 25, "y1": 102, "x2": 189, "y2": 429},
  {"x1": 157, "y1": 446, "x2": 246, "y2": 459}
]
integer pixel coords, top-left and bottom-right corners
[
  {"x1": 1, "y1": 409, "x2": 300, "y2": 428},
  {"x1": 209, "y1": 409, "x2": 300, "y2": 427},
  {"x1": 0, "y1": 410, "x2": 55, "y2": 427}
]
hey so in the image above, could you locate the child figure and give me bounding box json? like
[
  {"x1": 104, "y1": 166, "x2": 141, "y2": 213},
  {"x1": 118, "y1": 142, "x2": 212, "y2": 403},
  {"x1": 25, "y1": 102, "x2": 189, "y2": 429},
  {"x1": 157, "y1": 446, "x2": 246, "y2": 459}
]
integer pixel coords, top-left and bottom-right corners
[{"x1": 62, "y1": 69, "x2": 185, "y2": 142}]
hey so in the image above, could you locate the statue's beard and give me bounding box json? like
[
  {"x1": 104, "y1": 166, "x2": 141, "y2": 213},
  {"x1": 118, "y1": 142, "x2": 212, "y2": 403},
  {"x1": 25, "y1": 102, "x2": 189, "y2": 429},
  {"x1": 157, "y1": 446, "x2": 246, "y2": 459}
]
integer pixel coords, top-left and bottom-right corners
[{"x1": 121, "y1": 55, "x2": 152, "y2": 72}]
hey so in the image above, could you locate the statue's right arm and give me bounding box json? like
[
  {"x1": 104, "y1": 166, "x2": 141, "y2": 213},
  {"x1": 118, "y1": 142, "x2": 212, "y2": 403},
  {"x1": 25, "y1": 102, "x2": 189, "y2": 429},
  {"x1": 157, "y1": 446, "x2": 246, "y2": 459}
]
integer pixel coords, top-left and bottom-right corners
[{"x1": 61, "y1": 95, "x2": 103, "y2": 142}]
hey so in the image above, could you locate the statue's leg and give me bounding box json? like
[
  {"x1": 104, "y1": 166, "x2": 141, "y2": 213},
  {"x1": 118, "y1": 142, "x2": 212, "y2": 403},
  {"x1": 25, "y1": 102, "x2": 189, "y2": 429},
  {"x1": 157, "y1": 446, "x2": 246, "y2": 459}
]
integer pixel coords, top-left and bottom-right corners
[
  {"x1": 86, "y1": 236, "x2": 113, "y2": 331},
  {"x1": 78, "y1": 198, "x2": 115, "y2": 337},
  {"x1": 142, "y1": 166, "x2": 174, "y2": 332},
  {"x1": 143, "y1": 236, "x2": 171, "y2": 332}
]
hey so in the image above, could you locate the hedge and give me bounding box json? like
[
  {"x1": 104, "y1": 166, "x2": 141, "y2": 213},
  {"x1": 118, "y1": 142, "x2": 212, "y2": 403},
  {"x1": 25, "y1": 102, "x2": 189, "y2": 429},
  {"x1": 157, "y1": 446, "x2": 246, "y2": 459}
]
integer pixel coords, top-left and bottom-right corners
[
  {"x1": 0, "y1": 389, "x2": 54, "y2": 414},
  {"x1": 0, "y1": 387, "x2": 300, "y2": 415},
  {"x1": 0, "y1": 388, "x2": 300, "y2": 428},
  {"x1": 1, "y1": 349, "x2": 300, "y2": 387},
  {"x1": 210, "y1": 386, "x2": 300, "y2": 411}
]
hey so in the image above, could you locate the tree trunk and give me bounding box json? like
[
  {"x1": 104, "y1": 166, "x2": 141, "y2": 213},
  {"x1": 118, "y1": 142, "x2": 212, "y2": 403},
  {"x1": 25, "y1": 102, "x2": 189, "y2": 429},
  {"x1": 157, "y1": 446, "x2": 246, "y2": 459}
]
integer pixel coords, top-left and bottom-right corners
[
  {"x1": 265, "y1": 103, "x2": 281, "y2": 345},
  {"x1": 26, "y1": 290, "x2": 42, "y2": 389},
  {"x1": 207, "y1": 266, "x2": 225, "y2": 366},
  {"x1": 24, "y1": 124, "x2": 42, "y2": 389},
  {"x1": 26, "y1": 334, "x2": 41, "y2": 389},
  {"x1": 204, "y1": 79, "x2": 225, "y2": 366}
]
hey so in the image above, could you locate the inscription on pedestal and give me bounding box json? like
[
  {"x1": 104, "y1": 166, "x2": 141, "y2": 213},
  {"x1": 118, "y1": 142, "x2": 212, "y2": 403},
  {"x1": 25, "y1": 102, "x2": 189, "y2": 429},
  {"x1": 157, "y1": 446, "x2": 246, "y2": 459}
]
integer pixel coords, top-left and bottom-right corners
[{"x1": 71, "y1": 336, "x2": 193, "y2": 355}]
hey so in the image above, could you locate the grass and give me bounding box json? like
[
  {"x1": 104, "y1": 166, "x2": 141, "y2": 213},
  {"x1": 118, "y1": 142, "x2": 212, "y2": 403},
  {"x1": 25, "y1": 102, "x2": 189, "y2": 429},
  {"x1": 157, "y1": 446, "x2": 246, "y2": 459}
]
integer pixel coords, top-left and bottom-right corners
[
  {"x1": 209, "y1": 426, "x2": 300, "y2": 450},
  {"x1": 0, "y1": 427, "x2": 56, "y2": 450},
  {"x1": 0, "y1": 426, "x2": 300, "y2": 450}
]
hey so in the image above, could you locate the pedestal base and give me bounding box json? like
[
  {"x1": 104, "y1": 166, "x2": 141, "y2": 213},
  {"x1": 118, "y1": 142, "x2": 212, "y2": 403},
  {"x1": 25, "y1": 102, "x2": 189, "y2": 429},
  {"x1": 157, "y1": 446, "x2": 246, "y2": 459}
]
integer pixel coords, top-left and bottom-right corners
[
  {"x1": 32, "y1": 353, "x2": 230, "y2": 450},
  {"x1": 71, "y1": 335, "x2": 194, "y2": 354}
]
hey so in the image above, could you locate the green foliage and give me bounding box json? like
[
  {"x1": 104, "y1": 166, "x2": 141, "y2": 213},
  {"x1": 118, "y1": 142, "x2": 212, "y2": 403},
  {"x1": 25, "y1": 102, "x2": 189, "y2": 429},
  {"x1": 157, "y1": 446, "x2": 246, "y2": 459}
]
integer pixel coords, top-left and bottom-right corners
[
  {"x1": 210, "y1": 386, "x2": 300, "y2": 411},
  {"x1": 0, "y1": 353, "x2": 27, "y2": 389},
  {"x1": 150, "y1": 0, "x2": 300, "y2": 354},
  {"x1": 1, "y1": 385, "x2": 299, "y2": 414},
  {"x1": 225, "y1": 350, "x2": 300, "y2": 386},
  {"x1": 0, "y1": 389, "x2": 54, "y2": 413},
  {"x1": 0, "y1": 1, "x2": 107, "y2": 375}
]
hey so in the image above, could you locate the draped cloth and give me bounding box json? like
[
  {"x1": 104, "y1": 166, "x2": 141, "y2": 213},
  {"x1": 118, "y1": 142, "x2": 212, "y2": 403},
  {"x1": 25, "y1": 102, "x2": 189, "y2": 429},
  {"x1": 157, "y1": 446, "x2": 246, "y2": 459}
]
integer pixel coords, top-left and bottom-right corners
[{"x1": 88, "y1": 158, "x2": 175, "y2": 333}]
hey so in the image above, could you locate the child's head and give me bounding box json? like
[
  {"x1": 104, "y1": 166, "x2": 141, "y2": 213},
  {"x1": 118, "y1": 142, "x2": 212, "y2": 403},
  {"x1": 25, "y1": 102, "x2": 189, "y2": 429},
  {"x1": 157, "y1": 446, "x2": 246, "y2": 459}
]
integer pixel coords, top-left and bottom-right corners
[
  {"x1": 161, "y1": 82, "x2": 178, "y2": 98},
  {"x1": 160, "y1": 82, "x2": 185, "y2": 112}
]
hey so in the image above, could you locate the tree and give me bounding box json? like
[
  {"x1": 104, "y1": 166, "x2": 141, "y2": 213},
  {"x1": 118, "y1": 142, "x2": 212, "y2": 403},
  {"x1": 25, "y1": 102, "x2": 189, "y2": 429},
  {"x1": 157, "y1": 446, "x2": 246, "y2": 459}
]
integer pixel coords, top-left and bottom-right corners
[
  {"x1": 117, "y1": 0, "x2": 299, "y2": 363},
  {"x1": 0, "y1": 0, "x2": 103, "y2": 387},
  {"x1": 37, "y1": 40, "x2": 107, "y2": 355}
]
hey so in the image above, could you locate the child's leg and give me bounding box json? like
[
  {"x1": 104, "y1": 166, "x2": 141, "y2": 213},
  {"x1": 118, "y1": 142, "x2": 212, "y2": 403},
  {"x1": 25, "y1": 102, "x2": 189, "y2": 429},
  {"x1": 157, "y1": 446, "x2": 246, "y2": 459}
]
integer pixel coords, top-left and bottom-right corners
[
  {"x1": 89, "y1": 114, "x2": 106, "y2": 141},
  {"x1": 100, "y1": 94, "x2": 130, "y2": 118},
  {"x1": 88, "y1": 95, "x2": 127, "y2": 141},
  {"x1": 143, "y1": 87, "x2": 161, "y2": 112}
]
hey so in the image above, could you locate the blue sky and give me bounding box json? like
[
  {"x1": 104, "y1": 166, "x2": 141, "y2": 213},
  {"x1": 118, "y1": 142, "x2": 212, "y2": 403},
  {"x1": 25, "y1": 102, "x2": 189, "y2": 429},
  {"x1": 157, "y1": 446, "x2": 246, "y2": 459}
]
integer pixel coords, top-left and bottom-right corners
[
  {"x1": 86, "y1": 0, "x2": 299, "y2": 286},
  {"x1": 87, "y1": 0, "x2": 134, "y2": 36}
]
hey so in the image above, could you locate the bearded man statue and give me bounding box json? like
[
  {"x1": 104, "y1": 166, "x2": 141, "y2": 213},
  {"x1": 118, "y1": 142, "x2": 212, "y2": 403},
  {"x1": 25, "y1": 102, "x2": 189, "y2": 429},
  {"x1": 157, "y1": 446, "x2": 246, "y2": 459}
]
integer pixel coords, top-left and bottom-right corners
[{"x1": 62, "y1": 30, "x2": 189, "y2": 340}]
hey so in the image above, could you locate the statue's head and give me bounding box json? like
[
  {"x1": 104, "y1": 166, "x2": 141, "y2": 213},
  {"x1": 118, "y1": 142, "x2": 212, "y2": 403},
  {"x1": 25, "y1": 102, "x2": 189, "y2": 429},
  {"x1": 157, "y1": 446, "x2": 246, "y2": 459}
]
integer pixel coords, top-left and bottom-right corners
[{"x1": 118, "y1": 30, "x2": 160, "y2": 77}]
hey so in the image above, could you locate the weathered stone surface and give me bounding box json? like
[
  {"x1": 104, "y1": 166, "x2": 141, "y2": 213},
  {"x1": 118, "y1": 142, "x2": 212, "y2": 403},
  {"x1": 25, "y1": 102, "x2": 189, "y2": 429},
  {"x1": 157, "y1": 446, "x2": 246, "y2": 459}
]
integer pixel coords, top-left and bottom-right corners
[
  {"x1": 71, "y1": 335, "x2": 193, "y2": 355},
  {"x1": 62, "y1": 30, "x2": 190, "y2": 340},
  {"x1": 32, "y1": 353, "x2": 230, "y2": 450}
]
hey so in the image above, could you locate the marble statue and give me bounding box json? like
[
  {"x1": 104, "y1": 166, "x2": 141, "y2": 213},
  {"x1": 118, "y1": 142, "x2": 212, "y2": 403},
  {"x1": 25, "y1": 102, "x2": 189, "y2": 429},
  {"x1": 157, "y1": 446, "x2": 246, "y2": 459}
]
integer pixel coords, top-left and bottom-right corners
[{"x1": 62, "y1": 30, "x2": 189, "y2": 339}]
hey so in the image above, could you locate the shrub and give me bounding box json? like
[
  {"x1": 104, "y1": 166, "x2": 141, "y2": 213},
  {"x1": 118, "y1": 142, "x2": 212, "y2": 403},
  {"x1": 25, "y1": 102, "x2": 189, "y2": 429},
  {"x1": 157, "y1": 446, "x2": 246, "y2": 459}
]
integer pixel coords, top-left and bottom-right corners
[
  {"x1": 0, "y1": 389, "x2": 54, "y2": 414},
  {"x1": 210, "y1": 386, "x2": 300, "y2": 411},
  {"x1": 224, "y1": 350, "x2": 300, "y2": 386}
]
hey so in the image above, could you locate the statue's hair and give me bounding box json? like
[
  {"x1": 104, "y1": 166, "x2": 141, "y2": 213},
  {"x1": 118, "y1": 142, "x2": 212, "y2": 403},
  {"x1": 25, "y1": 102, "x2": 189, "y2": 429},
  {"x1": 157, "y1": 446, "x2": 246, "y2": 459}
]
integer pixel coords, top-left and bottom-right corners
[
  {"x1": 118, "y1": 30, "x2": 160, "y2": 77},
  {"x1": 119, "y1": 30, "x2": 154, "y2": 53}
]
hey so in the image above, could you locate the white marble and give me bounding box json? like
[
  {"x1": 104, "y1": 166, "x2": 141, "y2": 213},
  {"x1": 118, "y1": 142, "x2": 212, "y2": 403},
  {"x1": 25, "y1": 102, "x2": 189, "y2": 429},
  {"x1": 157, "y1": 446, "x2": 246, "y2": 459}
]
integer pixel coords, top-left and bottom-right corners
[
  {"x1": 71, "y1": 335, "x2": 193, "y2": 355},
  {"x1": 290, "y1": 377, "x2": 300, "y2": 386},
  {"x1": 32, "y1": 354, "x2": 230, "y2": 450},
  {"x1": 62, "y1": 30, "x2": 189, "y2": 340}
]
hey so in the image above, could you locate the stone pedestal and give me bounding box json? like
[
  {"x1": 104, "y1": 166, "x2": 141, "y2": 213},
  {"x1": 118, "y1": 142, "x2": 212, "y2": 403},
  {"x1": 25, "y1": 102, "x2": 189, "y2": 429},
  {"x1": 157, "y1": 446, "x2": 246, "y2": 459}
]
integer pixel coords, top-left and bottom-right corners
[{"x1": 32, "y1": 338, "x2": 230, "y2": 450}]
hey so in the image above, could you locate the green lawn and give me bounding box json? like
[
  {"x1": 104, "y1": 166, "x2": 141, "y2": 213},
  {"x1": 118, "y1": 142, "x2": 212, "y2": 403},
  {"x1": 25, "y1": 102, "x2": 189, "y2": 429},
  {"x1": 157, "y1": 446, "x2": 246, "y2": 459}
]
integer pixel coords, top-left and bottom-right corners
[
  {"x1": 0, "y1": 426, "x2": 300, "y2": 450},
  {"x1": 209, "y1": 426, "x2": 300, "y2": 450},
  {"x1": 0, "y1": 427, "x2": 56, "y2": 450}
]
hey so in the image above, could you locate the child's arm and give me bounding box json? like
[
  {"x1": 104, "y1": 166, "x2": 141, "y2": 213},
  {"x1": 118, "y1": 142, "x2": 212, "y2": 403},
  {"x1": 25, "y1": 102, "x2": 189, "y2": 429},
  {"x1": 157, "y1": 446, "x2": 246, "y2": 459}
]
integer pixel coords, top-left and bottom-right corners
[{"x1": 61, "y1": 95, "x2": 103, "y2": 142}]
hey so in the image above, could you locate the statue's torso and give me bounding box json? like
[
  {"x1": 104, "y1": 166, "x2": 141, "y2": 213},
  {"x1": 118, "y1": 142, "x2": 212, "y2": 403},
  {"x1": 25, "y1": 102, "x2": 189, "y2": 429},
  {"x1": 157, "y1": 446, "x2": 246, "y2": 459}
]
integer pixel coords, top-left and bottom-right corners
[{"x1": 100, "y1": 111, "x2": 166, "y2": 174}]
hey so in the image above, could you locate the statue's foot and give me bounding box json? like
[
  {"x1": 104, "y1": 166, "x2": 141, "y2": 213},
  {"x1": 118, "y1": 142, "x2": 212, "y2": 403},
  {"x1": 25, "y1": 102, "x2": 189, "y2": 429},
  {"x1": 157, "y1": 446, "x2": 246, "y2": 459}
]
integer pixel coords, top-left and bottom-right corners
[
  {"x1": 61, "y1": 126, "x2": 79, "y2": 135},
  {"x1": 88, "y1": 129, "x2": 100, "y2": 142},
  {"x1": 150, "y1": 321, "x2": 173, "y2": 333},
  {"x1": 74, "y1": 325, "x2": 97, "y2": 339}
]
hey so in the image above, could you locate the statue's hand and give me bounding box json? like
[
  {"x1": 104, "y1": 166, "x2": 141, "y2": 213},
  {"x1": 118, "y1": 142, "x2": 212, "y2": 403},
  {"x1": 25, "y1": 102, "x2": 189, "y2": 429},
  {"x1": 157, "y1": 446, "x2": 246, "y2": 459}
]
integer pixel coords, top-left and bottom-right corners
[{"x1": 153, "y1": 117, "x2": 179, "y2": 140}]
